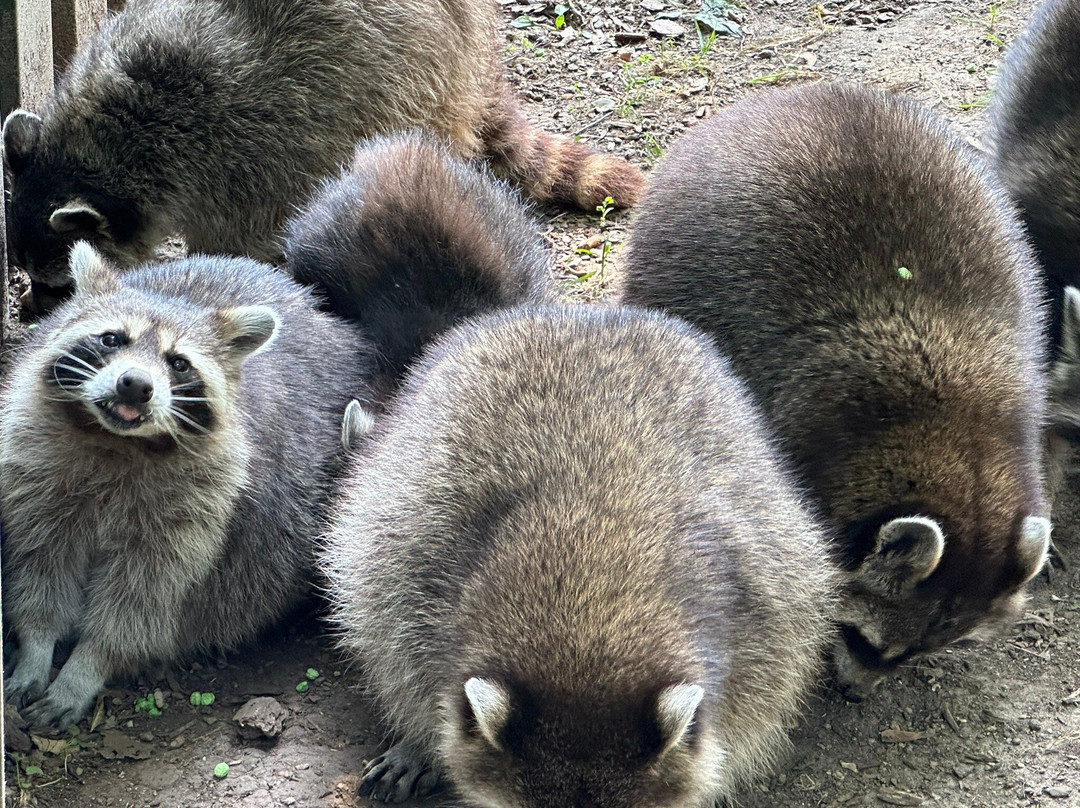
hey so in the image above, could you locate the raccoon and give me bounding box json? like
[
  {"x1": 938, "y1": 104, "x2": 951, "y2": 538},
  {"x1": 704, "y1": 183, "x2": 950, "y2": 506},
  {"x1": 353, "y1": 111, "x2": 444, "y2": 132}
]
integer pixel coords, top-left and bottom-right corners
[
  {"x1": 1, "y1": 131, "x2": 557, "y2": 728},
  {"x1": 620, "y1": 83, "x2": 1051, "y2": 700},
  {"x1": 0, "y1": 0, "x2": 643, "y2": 307},
  {"x1": 0, "y1": 243, "x2": 375, "y2": 728},
  {"x1": 322, "y1": 305, "x2": 838, "y2": 806},
  {"x1": 284, "y1": 131, "x2": 555, "y2": 389},
  {"x1": 1046, "y1": 286, "x2": 1080, "y2": 513},
  {"x1": 986, "y1": 0, "x2": 1080, "y2": 346}
]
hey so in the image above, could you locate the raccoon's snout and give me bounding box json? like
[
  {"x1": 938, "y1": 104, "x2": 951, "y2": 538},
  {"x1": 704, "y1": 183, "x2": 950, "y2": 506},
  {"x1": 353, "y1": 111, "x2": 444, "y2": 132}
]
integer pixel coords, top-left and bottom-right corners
[{"x1": 116, "y1": 368, "x2": 154, "y2": 405}]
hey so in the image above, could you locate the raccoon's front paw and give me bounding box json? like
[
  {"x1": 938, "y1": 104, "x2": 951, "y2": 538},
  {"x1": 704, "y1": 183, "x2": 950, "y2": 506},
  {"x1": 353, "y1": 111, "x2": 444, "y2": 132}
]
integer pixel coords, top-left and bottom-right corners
[
  {"x1": 22, "y1": 673, "x2": 99, "y2": 730},
  {"x1": 359, "y1": 743, "x2": 443, "y2": 803},
  {"x1": 3, "y1": 665, "x2": 49, "y2": 710}
]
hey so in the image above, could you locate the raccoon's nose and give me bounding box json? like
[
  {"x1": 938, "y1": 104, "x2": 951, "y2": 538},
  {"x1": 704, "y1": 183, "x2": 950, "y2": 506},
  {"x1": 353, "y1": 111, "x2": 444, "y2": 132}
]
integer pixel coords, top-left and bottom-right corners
[{"x1": 116, "y1": 369, "x2": 154, "y2": 405}]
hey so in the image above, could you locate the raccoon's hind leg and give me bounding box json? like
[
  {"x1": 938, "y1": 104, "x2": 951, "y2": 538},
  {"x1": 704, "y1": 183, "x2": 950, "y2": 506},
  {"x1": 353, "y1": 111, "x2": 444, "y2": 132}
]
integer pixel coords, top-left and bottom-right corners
[{"x1": 359, "y1": 743, "x2": 443, "y2": 803}]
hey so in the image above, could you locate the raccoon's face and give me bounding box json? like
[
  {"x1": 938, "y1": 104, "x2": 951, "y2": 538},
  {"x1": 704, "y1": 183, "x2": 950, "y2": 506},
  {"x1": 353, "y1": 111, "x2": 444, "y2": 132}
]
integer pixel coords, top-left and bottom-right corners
[
  {"x1": 3, "y1": 110, "x2": 145, "y2": 311},
  {"x1": 832, "y1": 513, "x2": 1050, "y2": 701},
  {"x1": 40, "y1": 242, "x2": 279, "y2": 448},
  {"x1": 442, "y1": 678, "x2": 719, "y2": 808}
]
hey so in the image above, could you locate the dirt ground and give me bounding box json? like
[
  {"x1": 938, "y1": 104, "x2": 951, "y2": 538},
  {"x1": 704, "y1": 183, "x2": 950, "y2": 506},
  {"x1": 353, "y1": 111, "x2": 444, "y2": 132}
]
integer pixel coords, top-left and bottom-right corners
[{"x1": 5, "y1": 0, "x2": 1080, "y2": 806}]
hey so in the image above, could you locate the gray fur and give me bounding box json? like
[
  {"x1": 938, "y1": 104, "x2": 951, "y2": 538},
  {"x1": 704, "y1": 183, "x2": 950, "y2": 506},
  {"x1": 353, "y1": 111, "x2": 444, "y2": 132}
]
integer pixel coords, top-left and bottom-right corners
[
  {"x1": 284, "y1": 131, "x2": 556, "y2": 390},
  {"x1": 1, "y1": 0, "x2": 642, "y2": 300},
  {"x1": 987, "y1": 0, "x2": 1080, "y2": 346},
  {"x1": 0, "y1": 246, "x2": 374, "y2": 727},
  {"x1": 621, "y1": 82, "x2": 1050, "y2": 699},
  {"x1": 322, "y1": 305, "x2": 838, "y2": 807}
]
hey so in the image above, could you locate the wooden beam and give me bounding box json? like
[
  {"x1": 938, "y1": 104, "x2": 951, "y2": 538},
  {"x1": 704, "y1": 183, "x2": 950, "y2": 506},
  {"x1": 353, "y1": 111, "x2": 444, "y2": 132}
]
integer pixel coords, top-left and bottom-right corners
[
  {"x1": 1, "y1": 0, "x2": 55, "y2": 116},
  {"x1": 52, "y1": 0, "x2": 107, "y2": 75}
]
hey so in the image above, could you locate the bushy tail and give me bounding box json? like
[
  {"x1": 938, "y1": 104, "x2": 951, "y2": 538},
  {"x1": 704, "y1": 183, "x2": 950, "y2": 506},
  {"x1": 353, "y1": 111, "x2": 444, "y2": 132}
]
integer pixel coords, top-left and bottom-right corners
[
  {"x1": 482, "y1": 98, "x2": 646, "y2": 211},
  {"x1": 283, "y1": 131, "x2": 555, "y2": 385}
]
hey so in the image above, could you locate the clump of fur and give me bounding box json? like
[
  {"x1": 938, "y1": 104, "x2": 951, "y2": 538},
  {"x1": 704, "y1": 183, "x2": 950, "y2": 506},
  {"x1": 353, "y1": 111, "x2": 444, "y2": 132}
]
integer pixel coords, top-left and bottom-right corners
[
  {"x1": 284, "y1": 132, "x2": 555, "y2": 389},
  {"x1": 0, "y1": 244, "x2": 374, "y2": 728},
  {"x1": 987, "y1": 0, "x2": 1080, "y2": 346},
  {"x1": 621, "y1": 82, "x2": 1051, "y2": 699},
  {"x1": 323, "y1": 305, "x2": 837, "y2": 807},
  {"x1": 0, "y1": 0, "x2": 644, "y2": 305}
]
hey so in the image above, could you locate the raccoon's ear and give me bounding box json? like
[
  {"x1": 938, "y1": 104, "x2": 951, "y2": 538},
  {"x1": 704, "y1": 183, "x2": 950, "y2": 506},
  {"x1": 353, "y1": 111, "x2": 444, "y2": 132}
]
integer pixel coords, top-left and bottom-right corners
[
  {"x1": 1060, "y1": 287, "x2": 1080, "y2": 362},
  {"x1": 69, "y1": 240, "x2": 119, "y2": 296},
  {"x1": 216, "y1": 305, "x2": 281, "y2": 360},
  {"x1": 341, "y1": 399, "x2": 376, "y2": 452},
  {"x1": 2, "y1": 109, "x2": 42, "y2": 174},
  {"x1": 859, "y1": 516, "x2": 945, "y2": 592},
  {"x1": 1016, "y1": 515, "x2": 1051, "y2": 582},
  {"x1": 463, "y1": 677, "x2": 512, "y2": 750},
  {"x1": 50, "y1": 202, "x2": 107, "y2": 238},
  {"x1": 654, "y1": 683, "x2": 704, "y2": 756}
]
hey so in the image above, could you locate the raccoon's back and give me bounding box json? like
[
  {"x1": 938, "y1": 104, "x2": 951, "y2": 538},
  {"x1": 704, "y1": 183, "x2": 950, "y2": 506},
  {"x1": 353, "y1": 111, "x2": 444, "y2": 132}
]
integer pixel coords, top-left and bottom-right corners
[
  {"x1": 623, "y1": 83, "x2": 1044, "y2": 409},
  {"x1": 987, "y1": 0, "x2": 1080, "y2": 290},
  {"x1": 324, "y1": 305, "x2": 836, "y2": 775}
]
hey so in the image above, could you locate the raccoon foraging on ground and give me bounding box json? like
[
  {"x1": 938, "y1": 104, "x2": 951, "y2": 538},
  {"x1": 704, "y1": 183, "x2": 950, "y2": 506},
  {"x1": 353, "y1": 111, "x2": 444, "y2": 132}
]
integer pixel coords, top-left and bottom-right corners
[
  {"x1": 0, "y1": 243, "x2": 374, "y2": 728},
  {"x1": 987, "y1": 0, "x2": 1080, "y2": 346},
  {"x1": 285, "y1": 131, "x2": 555, "y2": 389},
  {"x1": 620, "y1": 83, "x2": 1051, "y2": 700},
  {"x1": 323, "y1": 305, "x2": 838, "y2": 806},
  {"x1": 0, "y1": 0, "x2": 643, "y2": 308}
]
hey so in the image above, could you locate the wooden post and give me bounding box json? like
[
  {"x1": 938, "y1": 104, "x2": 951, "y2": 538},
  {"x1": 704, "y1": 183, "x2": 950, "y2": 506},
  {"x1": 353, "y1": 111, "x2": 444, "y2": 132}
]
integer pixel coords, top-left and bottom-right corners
[
  {"x1": 12, "y1": 0, "x2": 54, "y2": 113},
  {"x1": 52, "y1": 0, "x2": 107, "y2": 74}
]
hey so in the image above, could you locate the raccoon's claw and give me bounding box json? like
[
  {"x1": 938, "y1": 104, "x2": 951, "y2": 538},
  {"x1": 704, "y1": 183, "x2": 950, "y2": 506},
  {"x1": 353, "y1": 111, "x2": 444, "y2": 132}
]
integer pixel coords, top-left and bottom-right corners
[
  {"x1": 22, "y1": 691, "x2": 87, "y2": 731},
  {"x1": 360, "y1": 744, "x2": 442, "y2": 803},
  {"x1": 4, "y1": 676, "x2": 47, "y2": 710}
]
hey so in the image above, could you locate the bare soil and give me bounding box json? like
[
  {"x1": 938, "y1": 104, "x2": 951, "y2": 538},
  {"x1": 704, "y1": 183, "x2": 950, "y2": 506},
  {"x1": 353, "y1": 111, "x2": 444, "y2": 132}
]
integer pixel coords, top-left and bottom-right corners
[{"x1": 6, "y1": 0, "x2": 1080, "y2": 806}]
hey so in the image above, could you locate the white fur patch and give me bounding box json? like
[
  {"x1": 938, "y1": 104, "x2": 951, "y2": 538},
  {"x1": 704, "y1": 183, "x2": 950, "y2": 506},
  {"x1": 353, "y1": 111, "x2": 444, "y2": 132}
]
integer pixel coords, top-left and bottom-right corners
[
  {"x1": 656, "y1": 682, "x2": 704, "y2": 754},
  {"x1": 464, "y1": 677, "x2": 510, "y2": 749}
]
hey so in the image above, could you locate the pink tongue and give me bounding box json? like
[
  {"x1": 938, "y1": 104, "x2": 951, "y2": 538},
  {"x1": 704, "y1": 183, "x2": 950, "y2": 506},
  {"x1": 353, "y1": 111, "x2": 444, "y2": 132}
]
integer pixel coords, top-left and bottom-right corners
[{"x1": 114, "y1": 403, "x2": 142, "y2": 422}]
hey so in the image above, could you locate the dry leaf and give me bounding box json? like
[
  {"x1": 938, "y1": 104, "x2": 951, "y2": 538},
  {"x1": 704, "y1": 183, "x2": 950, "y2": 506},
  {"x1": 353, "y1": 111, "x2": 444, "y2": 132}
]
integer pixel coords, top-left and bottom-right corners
[{"x1": 879, "y1": 727, "x2": 928, "y2": 743}]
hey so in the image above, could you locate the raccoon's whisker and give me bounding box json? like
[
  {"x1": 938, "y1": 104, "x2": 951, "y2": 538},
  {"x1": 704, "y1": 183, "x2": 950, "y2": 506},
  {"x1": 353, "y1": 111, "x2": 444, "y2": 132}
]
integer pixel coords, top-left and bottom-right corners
[
  {"x1": 169, "y1": 407, "x2": 212, "y2": 435},
  {"x1": 51, "y1": 363, "x2": 94, "y2": 380},
  {"x1": 59, "y1": 350, "x2": 101, "y2": 374},
  {"x1": 169, "y1": 395, "x2": 210, "y2": 403},
  {"x1": 170, "y1": 381, "x2": 205, "y2": 392}
]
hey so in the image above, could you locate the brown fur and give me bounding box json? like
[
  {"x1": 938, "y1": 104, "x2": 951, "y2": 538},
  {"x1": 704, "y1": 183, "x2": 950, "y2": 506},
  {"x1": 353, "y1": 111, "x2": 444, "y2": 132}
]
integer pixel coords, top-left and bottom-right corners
[
  {"x1": 323, "y1": 305, "x2": 838, "y2": 807},
  {"x1": 621, "y1": 83, "x2": 1050, "y2": 698}
]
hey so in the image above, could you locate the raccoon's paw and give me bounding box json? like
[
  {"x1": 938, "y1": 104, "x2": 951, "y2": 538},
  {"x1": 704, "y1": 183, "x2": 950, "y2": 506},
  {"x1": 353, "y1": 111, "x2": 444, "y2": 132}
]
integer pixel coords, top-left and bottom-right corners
[
  {"x1": 359, "y1": 744, "x2": 443, "y2": 803},
  {"x1": 21, "y1": 667, "x2": 101, "y2": 730},
  {"x1": 3, "y1": 665, "x2": 49, "y2": 710},
  {"x1": 22, "y1": 687, "x2": 93, "y2": 731}
]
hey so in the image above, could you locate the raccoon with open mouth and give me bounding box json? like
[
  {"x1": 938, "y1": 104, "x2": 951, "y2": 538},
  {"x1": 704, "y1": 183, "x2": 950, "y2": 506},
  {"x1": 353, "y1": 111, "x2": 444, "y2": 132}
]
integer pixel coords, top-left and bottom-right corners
[
  {"x1": 621, "y1": 83, "x2": 1052, "y2": 701},
  {"x1": 0, "y1": 242, "x2": 374, "y2": 728},
  {"x1": 1, "y1": 131, "x2": 556, "y2": 728}
]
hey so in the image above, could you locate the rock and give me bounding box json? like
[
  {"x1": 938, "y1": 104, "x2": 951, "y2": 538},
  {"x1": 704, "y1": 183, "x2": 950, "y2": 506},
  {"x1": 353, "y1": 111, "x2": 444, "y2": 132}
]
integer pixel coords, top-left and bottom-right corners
[
  {"x1": 614, "y1": 31, "x2": 648, "y2": 44},
  {"x1": 4, "y1": 704, "x2": 32, "y2": 754},
  {"x1": 233, "y1": 696, "x2": 288, "y2": 740},
  {"x1": 1046, "y1": 787, "x2": 1073, "y2": 799},
  {"x1": 648, "y1": 19, "x2": 685, "y2": 37}
]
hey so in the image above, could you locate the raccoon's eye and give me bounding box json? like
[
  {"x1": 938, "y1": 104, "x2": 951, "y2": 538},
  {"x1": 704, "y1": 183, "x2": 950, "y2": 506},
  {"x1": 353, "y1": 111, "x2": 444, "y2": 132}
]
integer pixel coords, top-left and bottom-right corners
[
  {"x1": 99, "y1": 332, "x2": 123, "y2": 349},
  {"x1": 169, "y1": 356, "x2": 191, "y2": 373}
]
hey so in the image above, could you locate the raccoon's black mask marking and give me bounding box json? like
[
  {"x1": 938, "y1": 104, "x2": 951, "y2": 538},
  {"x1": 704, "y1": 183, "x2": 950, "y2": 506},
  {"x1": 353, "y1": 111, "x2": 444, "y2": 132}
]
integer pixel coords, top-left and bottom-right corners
[
  {"x1": 167, "y1": 358, "x2": 213, "y2": 434},
  {"x1": 46, "y1": 336, "x2": 111, "y2": 389}
]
